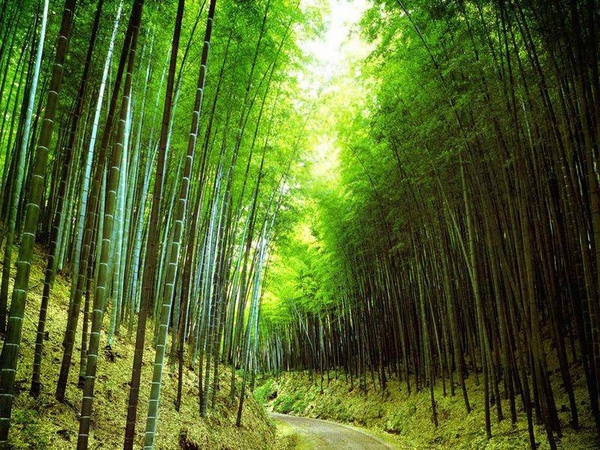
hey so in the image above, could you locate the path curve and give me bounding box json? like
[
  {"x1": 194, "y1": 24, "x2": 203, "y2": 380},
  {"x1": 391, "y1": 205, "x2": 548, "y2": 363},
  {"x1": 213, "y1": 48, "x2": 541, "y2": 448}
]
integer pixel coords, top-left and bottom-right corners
[{"x1": 270, "y1": 412, "x2": 394, "y2": 449}]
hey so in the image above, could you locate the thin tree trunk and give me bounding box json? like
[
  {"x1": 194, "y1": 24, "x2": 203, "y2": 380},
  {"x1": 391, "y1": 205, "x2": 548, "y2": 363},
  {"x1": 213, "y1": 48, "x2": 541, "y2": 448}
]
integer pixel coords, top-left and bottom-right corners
[{"x1": 0, "y1": 0, "x2": 76, "y2": 442}]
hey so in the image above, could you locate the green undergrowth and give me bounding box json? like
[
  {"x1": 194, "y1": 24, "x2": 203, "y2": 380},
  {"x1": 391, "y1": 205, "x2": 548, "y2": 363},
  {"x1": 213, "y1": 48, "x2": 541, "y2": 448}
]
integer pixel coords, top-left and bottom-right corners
[
  {"x1": 255, "y1": 368, "x2": 599, "y2": 449},
  {"x1": 4, "y1": 245, "x2": 276, "y2": 449}
]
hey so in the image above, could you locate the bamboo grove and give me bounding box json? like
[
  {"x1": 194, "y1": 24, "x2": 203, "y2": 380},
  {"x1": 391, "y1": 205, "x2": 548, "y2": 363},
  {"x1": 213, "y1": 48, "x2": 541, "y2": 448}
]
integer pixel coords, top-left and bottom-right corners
[
  {"x1": 259, "y1": 1, "x2": 600, "y2": 449},
  {"x1": 0, "y1": 0, "x2": 311, "y2": 447}
]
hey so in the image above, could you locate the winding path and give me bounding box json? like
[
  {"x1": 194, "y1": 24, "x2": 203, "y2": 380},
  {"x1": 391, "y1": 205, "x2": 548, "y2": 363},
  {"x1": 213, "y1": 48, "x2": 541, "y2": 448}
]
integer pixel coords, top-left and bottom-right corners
[{"x1": 270, "y1": 412, "x2": 394, "y2": 449}]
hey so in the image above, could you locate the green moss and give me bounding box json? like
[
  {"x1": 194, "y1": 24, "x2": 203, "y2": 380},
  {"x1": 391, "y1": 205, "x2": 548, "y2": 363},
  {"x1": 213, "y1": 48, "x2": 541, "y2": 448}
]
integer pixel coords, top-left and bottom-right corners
[{"x1": 10, "y1": 408, "x2": 51, "y2": 449}]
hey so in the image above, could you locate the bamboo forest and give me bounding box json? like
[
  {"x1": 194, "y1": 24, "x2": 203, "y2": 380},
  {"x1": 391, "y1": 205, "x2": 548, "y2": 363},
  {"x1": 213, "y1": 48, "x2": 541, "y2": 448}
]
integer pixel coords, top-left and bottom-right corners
[{"x1": 0, "y1": 0, "x2": 599, "y2": 448}]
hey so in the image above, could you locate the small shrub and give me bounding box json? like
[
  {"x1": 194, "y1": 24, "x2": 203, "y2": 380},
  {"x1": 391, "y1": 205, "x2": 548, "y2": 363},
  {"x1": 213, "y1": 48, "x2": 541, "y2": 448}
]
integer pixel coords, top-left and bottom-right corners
[{"x1": 254, "y1": 379, "x2": 275, "y2": 405}]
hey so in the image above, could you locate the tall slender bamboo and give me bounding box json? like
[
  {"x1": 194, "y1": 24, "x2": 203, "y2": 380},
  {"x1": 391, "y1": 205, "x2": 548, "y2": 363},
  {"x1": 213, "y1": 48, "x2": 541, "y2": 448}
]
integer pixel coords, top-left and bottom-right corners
[
  {"x1": 77, "y1": 2, "x2": 144, "y2": 448},
  {"x1": 0, "y1": 0, "x2": 49, "y2": 334},
  {"x1": 0, "y1": 0, "x2": 76, "y2": 442}
]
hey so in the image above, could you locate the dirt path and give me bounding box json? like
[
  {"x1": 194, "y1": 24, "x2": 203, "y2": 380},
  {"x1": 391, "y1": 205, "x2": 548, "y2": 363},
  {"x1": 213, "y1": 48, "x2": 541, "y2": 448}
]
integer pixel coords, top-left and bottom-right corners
[{"x1": 270, "y1": 413, "x2": 394, "y2": 449}]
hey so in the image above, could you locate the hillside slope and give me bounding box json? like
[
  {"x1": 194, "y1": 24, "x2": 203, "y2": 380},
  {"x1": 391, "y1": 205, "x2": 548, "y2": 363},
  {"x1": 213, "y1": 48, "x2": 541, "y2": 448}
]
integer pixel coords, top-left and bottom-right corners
[
  {"x1": 3, "y1": 246, "x2": 275, "y2": 449},
  {"x1": 256, "y1": 370, "x2": 598, "y2": 449}
]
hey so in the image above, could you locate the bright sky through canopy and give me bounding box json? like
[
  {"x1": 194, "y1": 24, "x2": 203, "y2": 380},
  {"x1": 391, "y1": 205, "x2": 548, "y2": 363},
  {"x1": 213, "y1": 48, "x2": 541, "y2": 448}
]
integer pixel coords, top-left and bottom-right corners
[
  {"x1": 299, "y1": 0, "x2": 370, "y2": 182},
  {"x1": 301, "y1": 0, "x2": 368, "y2": 89},
  {"x1": 301, "y1": 0, "x2": 369, "y2": 82}
]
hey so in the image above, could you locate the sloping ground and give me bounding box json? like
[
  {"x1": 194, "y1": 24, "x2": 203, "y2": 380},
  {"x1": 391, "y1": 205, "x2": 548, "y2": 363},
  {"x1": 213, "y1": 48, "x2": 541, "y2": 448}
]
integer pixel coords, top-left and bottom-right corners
[
  {"x1": 256, "y1": 369, "x2": 598, "y2": 449},
  {"x1": 3, "y1": 246, "x2": 276, "y2": 449}
]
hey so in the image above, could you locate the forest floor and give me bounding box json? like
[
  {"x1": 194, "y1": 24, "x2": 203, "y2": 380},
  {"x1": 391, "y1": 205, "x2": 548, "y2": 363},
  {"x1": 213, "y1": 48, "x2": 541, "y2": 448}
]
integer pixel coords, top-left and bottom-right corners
[
  {"x1": 255, "y1": 367, "x2": 599, "y2": 449},
  {"x1": 3, "y1": 244, "x2": 277, "y2": 449}
]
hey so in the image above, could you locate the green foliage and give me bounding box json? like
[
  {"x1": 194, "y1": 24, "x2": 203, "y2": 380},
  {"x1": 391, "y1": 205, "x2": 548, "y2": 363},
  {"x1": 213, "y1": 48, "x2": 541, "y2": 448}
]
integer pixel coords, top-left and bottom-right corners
[
  {"x1": 253, "y1": 378, "x2": 275, "y2": 405},
  {"x1": 272, "y1": 391, "x2": 302, "y2": 414}
]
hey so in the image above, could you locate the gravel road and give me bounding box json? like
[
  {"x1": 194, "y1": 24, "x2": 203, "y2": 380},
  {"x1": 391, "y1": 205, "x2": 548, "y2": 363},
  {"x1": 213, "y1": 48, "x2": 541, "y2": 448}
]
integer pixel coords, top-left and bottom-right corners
[{"x1": 270, "y1": 412, "x2": 394, "y2": 449}]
